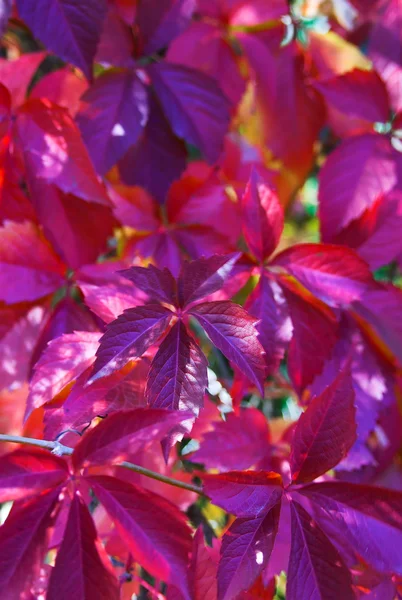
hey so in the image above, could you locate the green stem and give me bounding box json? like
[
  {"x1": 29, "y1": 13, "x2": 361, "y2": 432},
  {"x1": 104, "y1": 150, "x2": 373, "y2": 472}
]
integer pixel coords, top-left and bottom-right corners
[{"x1": 0, "y1": 434, "x2": 204, "y2": 496}]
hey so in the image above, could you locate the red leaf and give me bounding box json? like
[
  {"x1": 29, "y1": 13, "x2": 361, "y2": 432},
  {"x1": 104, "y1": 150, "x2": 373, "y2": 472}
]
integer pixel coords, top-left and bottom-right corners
[
  {"x1": 178, "y1": 253, "x2": 241, "y2": 308},
  {"x1": 15, "y1": 99, "x2": 110, "y2": 205},
  {"x1": 46, "y1": 492, "x2": 119, "y2": 600},
  {"x1": 272, "y1": 244, "x2": 374, "y2": 307},
  {"x1": 190, "y1": 301, "x2": 267, "y2": 394},
  {"x1": 27, "y1": 331, "x2": 101, "y2": 418},
  {"x1": 16, "y1": 0, "x2": 107, "y2": 79},
  {"x1": 287, "y1": 501, "x2": 354, "y2": 600},
  {"x1": 0, "y1": 488, "x2": 60, "y2": 598},
  {"x1": 72, "y1": 407, "x2": 191, "y2": 469},
  {"x1": 146, "y1": 320, "x2": 208, "y2": 416},
  {"x1": 148, "y1": 62, "x2": 230, "y2": 163},
  {"x1": 0, "y1": 51, "x2": 47, "y2": 108},
  {"x1": 241, "y1": 169, "x2": 283, "y2": 262},
  {"x1": 77, "y1": 69, "x2": 149, "y2": 174},
  {"x1": 30, "y1": 67, "x2": 88, "y2": 116},
  {"x1": 290, "y1": 369, "x2": 357, "y2": 484},
  {"x1": 0, "y1": 220, "x2": 65, "y2": 304},
  {"x1": 202, "y1": 471, "x2": 283, "y2": 518},
  {"x1": 91, "y1": 304, "x2": 173, "y2": 382},
  {"x1": 0, "y1": 448, "x2": 68, "y2": 502},
  {"x1": 86, "y1": 475, "x2": 192, "y2": 594},
  {"x1": 218, "y1": 502, "x2": 281, "y2": 600}
]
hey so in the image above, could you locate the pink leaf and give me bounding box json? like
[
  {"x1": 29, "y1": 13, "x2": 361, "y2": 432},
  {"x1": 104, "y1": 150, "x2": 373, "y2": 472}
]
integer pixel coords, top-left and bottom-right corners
[
  {"x1": 27, "y1": 331, "x2": 101, "y2": 418},
  {"x1": 241, "y1": 169, "x2": 283, "y2": 262},
  {"x1": 77, "y1": 69, "x2": 149, "y2": 174},
  {"x1": 16, "y1": 0, "x2": 107, "y2": 79},
  {"x1": 0, "y1": 51, "x2": 47, "y2": 108},
  {"x1": 287, "y1": 501, "x2": 354, "y2": 600},
  {"x1": 178, "y1": 253, "x2": 241, "y2": 308},
  {"x1": 86, "y1": 475, "x2": 192, "y2": 595},
  {"x1": 290, "y1": 369, "x2": 357, "y2": 484},
  {"x1": 30, "y1": 67, "x2": 88, "y2": 116},
  {"x1": 46, "y1": 492, "x2": 119, "y2": 600},
  {"x1": 72, "y1": 407, "x2": 191, "y2": 469},
  {"x1": 191, "y1": 301, "x2": 267, "y2": 394},
  {"x1": 202, "y1": 471, "x2": 283, "y2": 518},
  {"x1": 90, "y1": 305, "x2": 173, "y2": 382},
  {"x1": 0, "y1": 220, "x2": 65, "y2": 304}
]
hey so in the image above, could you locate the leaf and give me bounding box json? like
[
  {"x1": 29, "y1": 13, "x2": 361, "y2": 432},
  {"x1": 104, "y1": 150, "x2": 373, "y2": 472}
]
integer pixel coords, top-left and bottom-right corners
[
  {"x1": 16, "y1": 0, "x2": 107, "y2": 79},
  {"x1": 46, "y1": 492, "x2": 119, "y2": 600},
  {"x1": 30, "y1": 66, "x2": 89, "y2": 116},
  {"x1": 0, "y1": 448, "x2": 68, "y2": 502},
  {"x1": 299, "y1": 482, "x2": 402, "y2": 575},
  {"x1": 318, "y1": 134, "x2": 397, "y2": 239},
  {"x1": 72, "y1": 407, "x2": 191, "y2": 469},
  {"x1": 272, "y1": 244, "x2": 374, "y2": 307},
  {"x1": 77, "y1": 69, "x2": 148, "y2": 174},
  {"x1": 0, "y1": 0, "x2": 11, "y2": 36},
  {"x1": 148, "y1": 62, "x2": 230, "y2": 163},
  {"x1": 190, "y1": 528, "x2": 219, "y2": 600},
  {"x1": 15, "y1": 98, "x2": 109, "y2": 205},
  {"x1": 0, "y1": 220, "x2": 65, "y2": 304},
  {"x1": 178, "y1": 253, "x2": 241, "y2": 308},
  {"x1": 287, "y1": 501, "x2": 355, "y2": 600},
  {"x1": 86, "y1": 475, "x2": 192, "y2": 595},
  {"x1": 241, "y1": 169, "x2": 283, "y2": 262},
  {"x1": 120, "y1": 263, "x2": 177, "y2": 306},
  {"x1": 0, "y1": 51, "x2": 47, "y2": 108},
  {"x1": 0, "y1": 488, "x2": 60, "y2": 598},
  {"x1": 218, "y1": 501, "x2": 281, "y2": 600},
  {"x1": 192, "y1": 408, "x2": 271, "y2": 471},
  {"x1": 136, "y1": 0, "x2": 195, "y2": 56},
  {"x1": 290, "y1": 369, "x2": 356, "y2": 484},
  {"x1": 27, "y1": 331, "x2": 101, "y2": 418},
  {"x1": 202, "y1": 471, "x2": 283, "y2": 518},
  {"x1": 146, "y1": 321, "x2": 208, "y2": 416},
  {"x1": 90, "y1": 305, "x2": 173, "y2": 382},
  {"x1": 191, "y1": 301, "x2": 267, "y2": 394}
]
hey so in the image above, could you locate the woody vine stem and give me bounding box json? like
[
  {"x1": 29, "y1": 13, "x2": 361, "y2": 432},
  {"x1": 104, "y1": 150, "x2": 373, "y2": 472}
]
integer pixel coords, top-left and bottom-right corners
[{"x1": 0, "y1": 433, "x2": 204, "y2": 495}]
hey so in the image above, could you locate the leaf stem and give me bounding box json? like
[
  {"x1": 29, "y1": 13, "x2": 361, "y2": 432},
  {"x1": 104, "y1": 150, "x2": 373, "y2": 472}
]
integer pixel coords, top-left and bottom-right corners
[{"x1": 0, "y1": 434, "x2": 204, "y2": 496}]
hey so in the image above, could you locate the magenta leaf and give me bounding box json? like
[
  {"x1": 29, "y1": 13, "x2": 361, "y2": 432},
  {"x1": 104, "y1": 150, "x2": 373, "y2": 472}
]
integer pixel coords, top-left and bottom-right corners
[
  {"x1": 136, "y1": 0, "x2": 195, "y2": 56},
  {"x1": 77, "y1": 69, "x2": 149, "y2": 174},
  {"x1": 178, "y1": 253, "x2": 241, "y2": 308},
  {"x1": 218, "y1": 502, "x2": 281, "y2": 600},
  {"x1": 0, "y1": 488, "x2": 60, "y2": 598},
  {"x1": 287, "y1": 501, "x2": 355, "y2": 600},
  {"x1": 299, "y1": 482, "x2": 402, "y2": 575},
  {"x1": 119, "y1": 263, "x2": 177, "y2": 306},
  {"x1": 0, "y1": 448, "x2": 68, "y2": 502},
  {"x1": 146, "y1": 320, "x2": 208, "y2": 415},
  {"x1": 27, "y1": 331, "x2": 101, "y2": 419},
  {"x1": 72, "y1": 407, "x2": 191, "y2": 469},
  {"x1": 241, "y1": 169, "x2": 283, "y2": 262},
  {"x1": 87, "y1": 475, "x2": 192, "y2": 595},
  {"x1": 202, "y1": 471, "x2": 283, "y2": 518},
  {"x1": 46, "y1": 492, "x2": 119, "y2": 600},
  {"x1": 90, "y1": 305, "x2": 173, "y2": 382},
  {"x1": 148, "y1": 62, "x2": 230, "y2": 163},
  {"x1": 190, "y1": 301, "x2": 266, "y2": 394},
  {"x1": 0, "y1": 220, "x2": 65, "y2": 304},
  {"x1": 272, "y1": 243, "x2": 374, "y2": 307},
  {"x1": 16, "y1": 0, "x2": 107, "y2": 79}
]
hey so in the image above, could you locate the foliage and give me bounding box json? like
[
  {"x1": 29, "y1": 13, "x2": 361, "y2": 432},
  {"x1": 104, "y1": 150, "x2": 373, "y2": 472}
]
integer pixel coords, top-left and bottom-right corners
[{"x1": 0, "y1": 0, "x2": 402, "y2": 599}]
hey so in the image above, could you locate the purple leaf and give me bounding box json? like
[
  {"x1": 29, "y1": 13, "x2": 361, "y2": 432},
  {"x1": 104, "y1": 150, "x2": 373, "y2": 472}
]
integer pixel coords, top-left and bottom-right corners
[
  {"x1": 178, "y1": 253, "x2": 241, "y2": 308},
  {"x1": 287, "y1": 501, "x2": 355, "y2": 600},
  {"x1": 218, "y1": 501, "x2": 281, "y2": 600},
  {"x1": 90, "y1": 304, "x2": 173, "y2": 382},
  {"x1": 136, "y1": 0, "x2": 195, "y2": 56},
  {"x1": 290, "y1": 369, "x2": 357, "y2": 484},
  {"x1": 46, "y1": 493, "x2": 119, "y2": 600},
  {"x1": 119, "y1": 263, "x2": 177, "y2": 306},
  {"x1": 202, "y1": 471, "x2": 283, "y2": 518},
  {"x1": 0, "y1": 0, "x2": 11, "y2": 37},
  {"x1": 148, "y1": 62, "x2": 230, "y2": 163},
  {"x1": 16, "y1": 0, "x2": 107, "y2": 79},
  {"x1": 191, "y1": 301, "x2": 266, "y2": 394},
  {"x1": 77, "y1": 69, "x2": 148, "y2": 174},
  {"x1": 241, "y1": 169, "x2": 283, "y2": 262}
]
